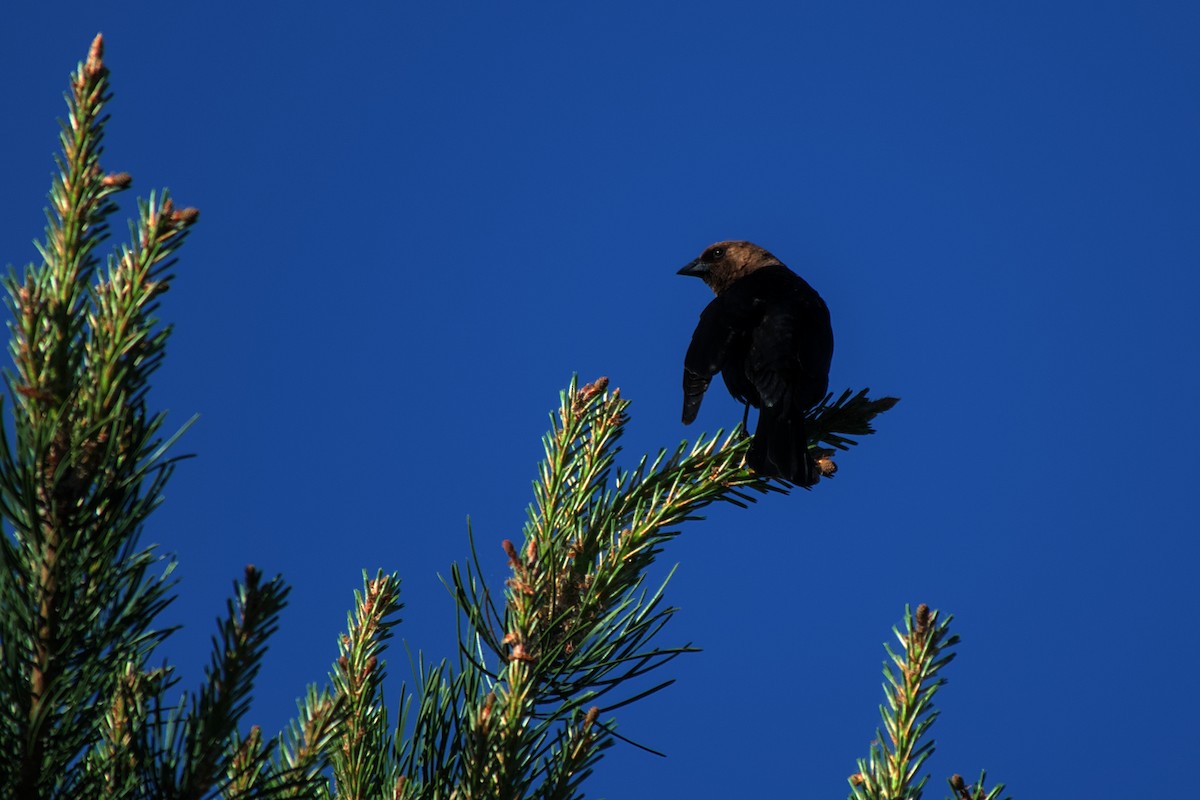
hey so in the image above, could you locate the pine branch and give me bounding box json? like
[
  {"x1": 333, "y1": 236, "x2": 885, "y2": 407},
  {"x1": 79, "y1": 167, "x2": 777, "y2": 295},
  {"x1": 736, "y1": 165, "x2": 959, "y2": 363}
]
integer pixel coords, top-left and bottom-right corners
[
  {"x1": 328, "y1": 571, "x2": 405, "y2": 799},
  {"x1": 437, "y1": 376, "x2": 895, "y2": 799},
  {"x1": 0, "y1": 34, "x2": 200, "y2": 798},
  {"x1": 850, "y1": 604, "x2": 959, "y2": 800},
  {"x1": 266, "y1": 685, "x2": 343, "y2": 800},
  {"x1": 948, "y1": 771, "x2": 1011, "y2": 800},
  {"x1": 805, "y1": 389, "x2": 901, "y2": 478},
  {"x1": 86, "y1": 663, "x2": 173, "y2": 799},
  {"x1": 157, "y1": 567, "x2": 289, "y2": 800},
  {"x1": 532, "y1": 707, "x2": 607, "y2": 800}
]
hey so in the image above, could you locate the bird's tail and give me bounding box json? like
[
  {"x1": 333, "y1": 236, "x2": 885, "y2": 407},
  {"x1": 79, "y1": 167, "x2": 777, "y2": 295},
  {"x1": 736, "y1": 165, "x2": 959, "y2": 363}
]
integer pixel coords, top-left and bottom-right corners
[{"x1": 747, "y1": 404, "x2": 819, "y2": 487}]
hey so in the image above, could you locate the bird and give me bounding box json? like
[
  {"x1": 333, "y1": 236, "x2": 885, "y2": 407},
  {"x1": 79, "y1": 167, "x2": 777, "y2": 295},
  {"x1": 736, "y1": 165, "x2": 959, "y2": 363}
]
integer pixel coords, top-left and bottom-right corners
[{"x1": 678, "y1": 240, "x2": 833, "y2": 486}]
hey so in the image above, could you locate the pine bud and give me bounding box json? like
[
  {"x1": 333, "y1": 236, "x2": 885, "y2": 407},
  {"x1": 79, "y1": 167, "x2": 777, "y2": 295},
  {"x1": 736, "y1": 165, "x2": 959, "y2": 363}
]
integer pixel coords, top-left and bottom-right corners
[{"x1": 101, "y1": 172, "x2": 132, "y2": 188}]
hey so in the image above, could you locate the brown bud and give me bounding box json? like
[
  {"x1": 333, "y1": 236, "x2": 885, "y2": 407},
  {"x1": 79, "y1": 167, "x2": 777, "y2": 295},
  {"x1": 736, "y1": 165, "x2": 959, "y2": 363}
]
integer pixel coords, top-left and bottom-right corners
[
  {"x1": 15, "y1": 385, "x2": 54, "y2": 403},
  {"x1": 915, "y1": 603, "x2": 931, "y2": 636},
  {"x1": 502, "y1": 539, "x2": 521, "y2": 567},
  {"x1": 170, "y1": 207, "x2": 201, "y2": 225},
  {"x1": 86, "y1": 34, "x2": 106, "y2": 77},
  {"x1": 101, "y1": 172, "x2": 132, "y2": 188},
  {"x1": 479, "y1": 691, "x2": 495, "y2": 726},
  {"x1": 505, "y1": 578, "x2": 534, "y2": 595},
  {"x1": 579, "y1": 376, "x2": 609, "y2": 401},
  {"x1": 816, "y1": 454, "x2": 837, "y2": 477}
]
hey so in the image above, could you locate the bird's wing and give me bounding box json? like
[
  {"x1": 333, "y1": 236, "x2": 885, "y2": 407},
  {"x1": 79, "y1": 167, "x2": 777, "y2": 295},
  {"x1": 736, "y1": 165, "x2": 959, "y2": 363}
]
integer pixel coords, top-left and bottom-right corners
[
  {"x1": 681, "y1": 296, "x2": 746, "y2": 424},
  {"x1": 746, "y1": 306, "x2": 799, "y2": 409},
  {"x1": 747, "y1": 289, "x2": 833, "y2": 410}
]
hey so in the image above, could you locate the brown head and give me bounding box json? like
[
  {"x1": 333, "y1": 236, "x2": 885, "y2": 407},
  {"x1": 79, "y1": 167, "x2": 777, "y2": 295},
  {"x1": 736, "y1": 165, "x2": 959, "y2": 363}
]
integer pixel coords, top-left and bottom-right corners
[{"x1": 677, "y1": 240, "x2": 784, "y2": 294}]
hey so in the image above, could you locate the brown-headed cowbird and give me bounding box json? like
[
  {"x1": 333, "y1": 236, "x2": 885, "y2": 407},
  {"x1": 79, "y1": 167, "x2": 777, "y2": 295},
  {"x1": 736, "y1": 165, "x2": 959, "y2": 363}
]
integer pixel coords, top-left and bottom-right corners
[{"x1": 678, "y1": 241, "x2": 833, "y2": 486}]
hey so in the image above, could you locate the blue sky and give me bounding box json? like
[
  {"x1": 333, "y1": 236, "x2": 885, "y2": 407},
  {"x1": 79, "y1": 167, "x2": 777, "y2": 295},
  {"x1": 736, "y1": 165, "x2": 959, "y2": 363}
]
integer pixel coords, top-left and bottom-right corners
[{"x1": 3, "y1": 3, "x2": 1198, "y2": 797}]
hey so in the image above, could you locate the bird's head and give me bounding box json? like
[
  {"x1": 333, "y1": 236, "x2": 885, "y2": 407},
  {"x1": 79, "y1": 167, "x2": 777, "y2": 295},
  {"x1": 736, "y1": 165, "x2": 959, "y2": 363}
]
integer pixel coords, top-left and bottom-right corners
[{"x1": 677, "y1": 240, "x2": 782, "y2": 294}]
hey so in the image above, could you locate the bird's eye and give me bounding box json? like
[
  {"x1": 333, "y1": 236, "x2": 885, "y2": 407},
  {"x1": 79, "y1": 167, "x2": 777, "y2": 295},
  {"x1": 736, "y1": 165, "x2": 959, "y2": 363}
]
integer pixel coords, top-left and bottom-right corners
[{"x1": 707, "y1": 247, "x2": 725, "y2": 262}]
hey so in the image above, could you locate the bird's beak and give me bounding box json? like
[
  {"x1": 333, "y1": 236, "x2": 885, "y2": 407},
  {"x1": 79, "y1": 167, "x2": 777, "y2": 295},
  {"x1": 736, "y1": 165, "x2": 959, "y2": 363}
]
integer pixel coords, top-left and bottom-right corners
[{"x1": 678, "y1": 258, "x2": 708, "y2": 278}]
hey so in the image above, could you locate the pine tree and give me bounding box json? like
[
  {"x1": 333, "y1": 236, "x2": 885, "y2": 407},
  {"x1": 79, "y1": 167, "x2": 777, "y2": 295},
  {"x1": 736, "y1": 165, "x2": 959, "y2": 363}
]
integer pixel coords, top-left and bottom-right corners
[
  {"x1": 0, "y1": 35, "x2": 330, "y2": 799},
  {"x1": 0, "y1": 37, "x2": 1007, "y2": 800}
]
